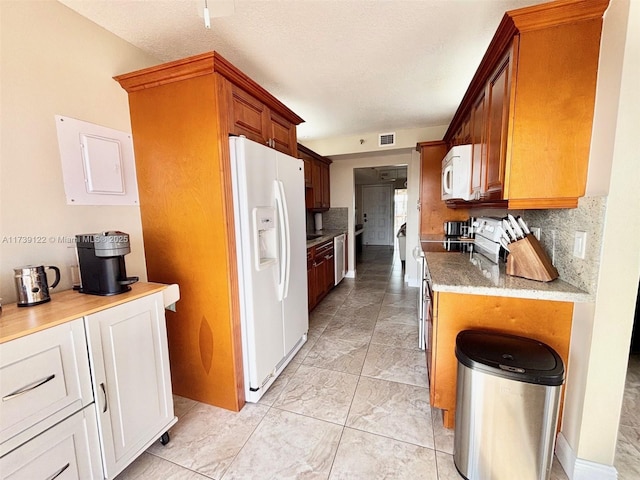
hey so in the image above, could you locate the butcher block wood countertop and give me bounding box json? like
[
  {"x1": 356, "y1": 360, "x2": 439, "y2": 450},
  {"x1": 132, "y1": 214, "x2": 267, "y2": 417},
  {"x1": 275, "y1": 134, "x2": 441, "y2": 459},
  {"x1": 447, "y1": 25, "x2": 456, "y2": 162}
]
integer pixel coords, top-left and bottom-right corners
[{"x1": 0, "y1": 282, "x2": 176, "y2": 344}]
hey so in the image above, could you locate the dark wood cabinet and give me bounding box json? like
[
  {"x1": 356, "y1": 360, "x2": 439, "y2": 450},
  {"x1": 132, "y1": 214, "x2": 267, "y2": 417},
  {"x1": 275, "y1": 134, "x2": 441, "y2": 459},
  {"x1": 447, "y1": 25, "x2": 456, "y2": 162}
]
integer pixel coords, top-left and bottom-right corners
[
  {"x1": 301, "y1": 156, "x2": 312, "y2": 188},
  {"x1": 307, "y1": 249, "x2": 314, "y2": 311},
  {"x1": 484, "y1": 51, "x2": 512, "y2": 200},
  {"x1": 230, "y1": 85, "x2": 268, "y2": 146},
  {"x1": 469, "y1": 91, "x2": 486, "y2": 200},
  {"x1": 268, "y1": 109, "x2": 297, "y2": 155},
  {"x1": 298, "y1": 143, "x2": 331, "y2": 211},
  {"x1": 307, "y1": 239, "x2": 335, "y2": 311},
  {"x1": 230, "y1": 84, "x2": 298, "y2": 156}
]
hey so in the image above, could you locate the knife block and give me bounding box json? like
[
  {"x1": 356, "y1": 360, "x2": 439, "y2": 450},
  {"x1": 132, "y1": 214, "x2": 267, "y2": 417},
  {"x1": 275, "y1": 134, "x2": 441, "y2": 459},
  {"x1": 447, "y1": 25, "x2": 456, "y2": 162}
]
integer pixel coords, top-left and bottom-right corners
[{"x1": 506, "y1": 234, "x2": 558, "y2": 282}]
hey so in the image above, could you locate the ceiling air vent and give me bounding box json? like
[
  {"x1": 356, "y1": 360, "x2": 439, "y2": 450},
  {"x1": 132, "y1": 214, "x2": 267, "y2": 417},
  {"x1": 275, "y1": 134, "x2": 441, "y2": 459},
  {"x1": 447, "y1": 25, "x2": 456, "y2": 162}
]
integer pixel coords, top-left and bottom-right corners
[{"x1": 378, "y1": 132, "x2": 396, "y2": 147}]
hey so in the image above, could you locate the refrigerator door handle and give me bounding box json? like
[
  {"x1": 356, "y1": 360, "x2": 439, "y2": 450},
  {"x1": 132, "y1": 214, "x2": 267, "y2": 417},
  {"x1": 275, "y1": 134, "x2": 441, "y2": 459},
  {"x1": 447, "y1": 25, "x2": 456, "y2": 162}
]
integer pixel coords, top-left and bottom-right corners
[
  {"x1": 278, "y1": 180, "x2": 291, "y2": 299},
  {"x1": 274, "y1": 180, "x2": 291, "y2": 301}
]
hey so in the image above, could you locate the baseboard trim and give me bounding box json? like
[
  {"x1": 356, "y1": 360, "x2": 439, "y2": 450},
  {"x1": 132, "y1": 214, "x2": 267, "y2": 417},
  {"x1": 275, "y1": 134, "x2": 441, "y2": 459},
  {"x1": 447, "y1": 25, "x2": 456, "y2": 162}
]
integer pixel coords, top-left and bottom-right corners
[
  {"x1": 556, "y1": 433, "x2": 618, "y2": 480},
  {"x1": 345, "y1": 270, "x2": 355, "y2": 278}
]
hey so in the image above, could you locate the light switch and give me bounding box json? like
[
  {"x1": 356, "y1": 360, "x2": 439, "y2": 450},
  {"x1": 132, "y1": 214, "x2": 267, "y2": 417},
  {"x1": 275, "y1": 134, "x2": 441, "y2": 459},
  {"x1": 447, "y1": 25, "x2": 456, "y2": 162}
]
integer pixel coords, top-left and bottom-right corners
[{"x1": 573, "y1": 231, "x2": 587, "y2": 259}]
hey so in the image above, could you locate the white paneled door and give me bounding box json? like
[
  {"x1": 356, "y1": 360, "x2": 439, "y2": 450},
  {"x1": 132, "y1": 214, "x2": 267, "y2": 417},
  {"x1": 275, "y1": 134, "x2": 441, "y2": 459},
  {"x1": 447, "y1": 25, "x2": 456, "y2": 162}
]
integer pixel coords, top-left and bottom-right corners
[{"x1": 362, "y1": 184, "x2": 394, "y2": 246}]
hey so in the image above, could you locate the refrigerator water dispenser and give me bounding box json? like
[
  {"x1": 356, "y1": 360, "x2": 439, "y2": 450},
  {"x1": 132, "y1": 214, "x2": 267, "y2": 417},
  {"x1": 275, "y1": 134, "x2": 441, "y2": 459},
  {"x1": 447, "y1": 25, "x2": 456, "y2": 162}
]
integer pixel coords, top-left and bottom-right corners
[{"x1": 253, "y1": 207, "x2": 277, "y2": 270}]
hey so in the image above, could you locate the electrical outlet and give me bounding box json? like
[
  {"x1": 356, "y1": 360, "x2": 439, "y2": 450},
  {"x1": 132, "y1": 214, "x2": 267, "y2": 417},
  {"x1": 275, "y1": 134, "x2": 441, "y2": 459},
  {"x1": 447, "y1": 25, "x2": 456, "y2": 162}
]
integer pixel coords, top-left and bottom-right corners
[
  {"x1": 531, "y1": 227, "x2": 541, "y2": 240},
  {"x1": 573, "y1": 231, "x2": 587, "y2": 259}
]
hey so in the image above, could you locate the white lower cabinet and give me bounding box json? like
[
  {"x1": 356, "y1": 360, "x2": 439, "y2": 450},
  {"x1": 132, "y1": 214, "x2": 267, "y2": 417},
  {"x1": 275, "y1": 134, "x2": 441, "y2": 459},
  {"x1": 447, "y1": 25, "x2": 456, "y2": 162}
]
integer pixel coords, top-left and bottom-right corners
[
  {"x1": 0, "y1": 288, "x2": 178, "y2": 480},
  {"x1": 85, "y1": 292, "x2": 176, "y2": 479},
  {"x1": 0, "y1": 405, "x2": 102, "y2": 480},
  {"x1": 0, "y1": 318, "x2": 93, "y2": 457}
]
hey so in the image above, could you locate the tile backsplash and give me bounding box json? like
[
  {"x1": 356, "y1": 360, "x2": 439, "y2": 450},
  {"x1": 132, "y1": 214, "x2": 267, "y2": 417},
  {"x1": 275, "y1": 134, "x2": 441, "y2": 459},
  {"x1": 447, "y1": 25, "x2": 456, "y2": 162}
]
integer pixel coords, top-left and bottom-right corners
[
  {"x1": 306, "y1": 208, "x2": 349, "y2": 233},
  {"x1": 322, "y1": 208, "x2": 348, "y2": 230},
  {"x1": 521, "y1": 196, "x2": 606, "y2": 295}
]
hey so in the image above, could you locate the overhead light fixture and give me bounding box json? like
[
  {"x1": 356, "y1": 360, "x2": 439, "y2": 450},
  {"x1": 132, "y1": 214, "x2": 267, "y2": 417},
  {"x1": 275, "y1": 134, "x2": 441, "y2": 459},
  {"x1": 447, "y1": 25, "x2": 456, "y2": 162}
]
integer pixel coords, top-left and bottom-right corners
[
  {"x1": 204, "y1": 0, "x2": 211, "y2": 29},
  {"x1": 199, "y1": 0, "x2": 235, "y2": 30}
]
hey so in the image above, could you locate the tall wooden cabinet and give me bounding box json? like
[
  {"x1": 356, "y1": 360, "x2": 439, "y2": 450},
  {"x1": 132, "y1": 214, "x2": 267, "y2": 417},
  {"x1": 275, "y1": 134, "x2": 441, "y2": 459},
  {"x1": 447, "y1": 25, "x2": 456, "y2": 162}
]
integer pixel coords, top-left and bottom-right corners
[
  {"x1": 417, "y1": 141, "x2": 468, "y2": 235},
  {"x1": 115, "y1": 52, "x2": 304, "y2": 412},
  {"x1": 444, "y1": 0, "x2": 609, "y2": 209}
]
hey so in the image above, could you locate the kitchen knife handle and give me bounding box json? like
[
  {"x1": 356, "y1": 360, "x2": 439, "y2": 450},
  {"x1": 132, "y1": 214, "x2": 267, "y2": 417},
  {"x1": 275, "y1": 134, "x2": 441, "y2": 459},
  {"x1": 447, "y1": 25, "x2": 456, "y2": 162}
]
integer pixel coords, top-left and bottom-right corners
[{"x1": 517, "y1": 216, "x2": 531, "y2": 235}]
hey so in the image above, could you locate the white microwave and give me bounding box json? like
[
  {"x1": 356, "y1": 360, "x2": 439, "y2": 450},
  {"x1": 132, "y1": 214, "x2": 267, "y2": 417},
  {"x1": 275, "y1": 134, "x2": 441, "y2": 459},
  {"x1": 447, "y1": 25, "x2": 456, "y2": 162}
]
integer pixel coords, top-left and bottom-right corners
[{"x1": 441, "y1": 144, "x2": 473, "y2": 201}]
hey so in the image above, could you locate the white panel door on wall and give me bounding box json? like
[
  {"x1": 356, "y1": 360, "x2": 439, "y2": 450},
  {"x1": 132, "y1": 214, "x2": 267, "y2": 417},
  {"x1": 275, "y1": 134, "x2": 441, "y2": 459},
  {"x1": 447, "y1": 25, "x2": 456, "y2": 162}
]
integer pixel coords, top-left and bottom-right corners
[{"x1": 362, "y1": 184, "x2": 393, "y2": 246}]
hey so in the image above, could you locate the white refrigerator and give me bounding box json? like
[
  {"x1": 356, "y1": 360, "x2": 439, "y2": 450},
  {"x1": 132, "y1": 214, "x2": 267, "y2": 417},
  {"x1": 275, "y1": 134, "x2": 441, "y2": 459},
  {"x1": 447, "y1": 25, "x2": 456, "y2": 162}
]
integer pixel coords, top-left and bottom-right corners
[{"x1": 229, "y1": 136, "x2": 309, "y2": 403}]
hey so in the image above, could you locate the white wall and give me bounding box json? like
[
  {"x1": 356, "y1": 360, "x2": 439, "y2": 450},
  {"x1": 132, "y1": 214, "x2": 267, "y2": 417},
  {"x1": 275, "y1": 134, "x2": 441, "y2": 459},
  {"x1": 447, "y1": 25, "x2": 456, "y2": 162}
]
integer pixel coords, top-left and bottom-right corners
[
  {"x1": 0, "y1": 1, "x2": 160, "y2": 302},
  {"x1": 406, "y1": 149, "x2": 422, "y2": 287},
  {"x1": 305, "y1": 125, "x2": 447, "y2": 157},
  {"x1": 558, "y1": 0, "x2": 640, "y2": 472}
]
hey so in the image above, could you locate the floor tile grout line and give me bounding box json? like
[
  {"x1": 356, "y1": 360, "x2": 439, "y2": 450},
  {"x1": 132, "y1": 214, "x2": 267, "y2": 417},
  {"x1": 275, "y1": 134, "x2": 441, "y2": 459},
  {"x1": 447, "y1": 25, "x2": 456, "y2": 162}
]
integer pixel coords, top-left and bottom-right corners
[
  {"x1": 145, "y1": 451, "x2": 217, "y2": 479},
  {"x1": 340, "y1": 424, "x2": 440, "y2": 452}
]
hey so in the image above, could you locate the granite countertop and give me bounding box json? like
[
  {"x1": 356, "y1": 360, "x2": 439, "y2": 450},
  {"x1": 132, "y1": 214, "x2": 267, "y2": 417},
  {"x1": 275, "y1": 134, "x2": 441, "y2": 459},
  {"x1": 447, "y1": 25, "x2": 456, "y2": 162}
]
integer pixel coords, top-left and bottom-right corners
[
  {"x1": 420, "y1": 234, "x2": 474, "y2": 243},
  {"x1": 420, "y1": 236, "x2": 474, "y2": 253},
  {"x1": 306, "y1": 229, "x2": 347, "y2": 248},
  {"x1": 424, "y1": 252, "x2": 592, "y2": 303}
]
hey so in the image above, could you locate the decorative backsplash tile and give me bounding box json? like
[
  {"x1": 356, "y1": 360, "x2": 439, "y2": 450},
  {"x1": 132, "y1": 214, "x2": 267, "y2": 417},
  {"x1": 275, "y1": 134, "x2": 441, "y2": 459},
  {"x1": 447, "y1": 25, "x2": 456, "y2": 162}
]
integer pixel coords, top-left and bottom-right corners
[
  {"x1": 321, "y1": 208, "x2": 349, "y2": 230},
  {"x1": 521, "y1": 196, "x2": 606, "y2": 294}
]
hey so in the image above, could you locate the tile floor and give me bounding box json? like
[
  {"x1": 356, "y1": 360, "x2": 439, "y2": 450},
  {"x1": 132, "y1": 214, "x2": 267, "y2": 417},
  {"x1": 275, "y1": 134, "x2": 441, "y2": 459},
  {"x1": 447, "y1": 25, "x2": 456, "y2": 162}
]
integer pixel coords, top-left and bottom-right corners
[
  {"x1": 616, "y1": 353, "x2": 640, "y2": 480},
  {"x1": 116, "y1": 246, "x2": 638, "y2": 480}
]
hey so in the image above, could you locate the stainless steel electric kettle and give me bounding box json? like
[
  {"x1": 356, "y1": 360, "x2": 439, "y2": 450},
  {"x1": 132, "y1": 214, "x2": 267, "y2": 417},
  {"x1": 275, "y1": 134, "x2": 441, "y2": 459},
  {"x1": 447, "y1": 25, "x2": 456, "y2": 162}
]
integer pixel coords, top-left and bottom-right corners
[{"x1": 14, "y1": 265, "x2": 61, "y2": 307}]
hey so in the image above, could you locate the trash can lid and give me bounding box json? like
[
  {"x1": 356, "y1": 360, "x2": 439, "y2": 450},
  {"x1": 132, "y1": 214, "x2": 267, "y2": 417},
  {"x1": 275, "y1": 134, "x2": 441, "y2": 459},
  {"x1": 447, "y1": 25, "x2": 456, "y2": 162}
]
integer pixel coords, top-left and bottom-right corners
[{"x1": 455, "y1": 330, "x2": 564, "y2": 386}]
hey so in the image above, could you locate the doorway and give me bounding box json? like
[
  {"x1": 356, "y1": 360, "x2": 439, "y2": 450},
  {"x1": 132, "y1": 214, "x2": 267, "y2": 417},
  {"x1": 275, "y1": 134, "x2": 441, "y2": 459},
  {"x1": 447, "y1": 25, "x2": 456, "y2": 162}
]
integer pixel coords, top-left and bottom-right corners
[
  {"x1": 362, "y1": 184, "x2": 393, "y2": 246},
  {"x1": 354, "y1": 165, "x2": 408, "y2": 248}
]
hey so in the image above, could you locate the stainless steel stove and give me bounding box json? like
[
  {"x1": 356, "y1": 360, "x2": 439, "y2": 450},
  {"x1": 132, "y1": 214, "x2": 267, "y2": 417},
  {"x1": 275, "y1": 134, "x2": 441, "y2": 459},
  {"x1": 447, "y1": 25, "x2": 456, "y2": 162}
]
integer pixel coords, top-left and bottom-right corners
[{"x1": 471, "y1": 217, "x2": 505, "y2": 264}]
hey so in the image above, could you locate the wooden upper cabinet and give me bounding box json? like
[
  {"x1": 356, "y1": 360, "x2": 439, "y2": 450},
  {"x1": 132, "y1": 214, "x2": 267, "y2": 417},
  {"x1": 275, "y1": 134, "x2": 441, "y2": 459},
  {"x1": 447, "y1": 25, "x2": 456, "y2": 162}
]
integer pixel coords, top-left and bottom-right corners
[
  {"x1": 230, "y1": 85, "x2": 268, "y2": 145},
  {"x1": 470, "y1": 91, "x2": 486, "y2": 200},
  {"x1": 298, "y1": 143, "x2": 331, "y2": 211},
  {"x1": 443, "y1": 0, "x2": 609, "y2": 209},
  {"x1": 484, "y1": 48, "x2": 513, "y2": 200},
  {"x1": 319, "y1": 162, "x2": 330, "y2": 209},
  {"x1": 301, "y1": 156, "x2": 312, "y2": 188},
  {"x1": 230, "y1": 84, "x2": 298, "y2": 156},
  {"x1": 268, "y1": 110, "x2": 297, "y2": 156}
]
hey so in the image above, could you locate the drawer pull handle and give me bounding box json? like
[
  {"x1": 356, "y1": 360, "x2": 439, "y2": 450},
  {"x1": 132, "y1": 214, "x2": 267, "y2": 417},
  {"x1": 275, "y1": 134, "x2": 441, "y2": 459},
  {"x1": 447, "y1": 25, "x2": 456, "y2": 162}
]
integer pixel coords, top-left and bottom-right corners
[
  {"x1": 46, "y1": 462, "x2": 70, "y2": 480},
  {"x1": 100, "y1": 383, "x2": 108, "y2": 413},
  {"x1": 2, "y1": 374, "x2": 56, "y2": 401}
]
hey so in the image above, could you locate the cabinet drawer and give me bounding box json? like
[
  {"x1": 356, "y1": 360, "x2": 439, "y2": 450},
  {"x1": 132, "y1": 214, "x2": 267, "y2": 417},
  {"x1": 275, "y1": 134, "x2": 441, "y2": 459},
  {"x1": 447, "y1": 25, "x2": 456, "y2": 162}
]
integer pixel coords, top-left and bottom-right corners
[
  {"x1": 0, "y1": 405, "x2": 102, "y2": 480},
  {"x1": 0, "y1": 319, "x2": 93, "y2": 450},
  {"x1": 314, "y1": 240, "x2": 334, "y2": 259}
]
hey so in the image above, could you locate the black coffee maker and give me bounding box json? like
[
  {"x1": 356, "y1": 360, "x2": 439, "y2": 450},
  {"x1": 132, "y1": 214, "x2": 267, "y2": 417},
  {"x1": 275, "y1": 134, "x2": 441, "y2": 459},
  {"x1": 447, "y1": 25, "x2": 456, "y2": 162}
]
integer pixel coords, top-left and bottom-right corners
[{"x1": 75, "y1": 231, "x2": 139, "y2": 295}]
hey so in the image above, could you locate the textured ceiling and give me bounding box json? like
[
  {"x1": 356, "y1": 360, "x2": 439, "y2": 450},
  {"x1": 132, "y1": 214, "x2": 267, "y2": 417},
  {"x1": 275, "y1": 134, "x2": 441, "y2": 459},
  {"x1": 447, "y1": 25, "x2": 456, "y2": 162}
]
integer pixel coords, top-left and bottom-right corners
[{"x1": 58, "y1": 0, "x2": 544, "y2": 142}]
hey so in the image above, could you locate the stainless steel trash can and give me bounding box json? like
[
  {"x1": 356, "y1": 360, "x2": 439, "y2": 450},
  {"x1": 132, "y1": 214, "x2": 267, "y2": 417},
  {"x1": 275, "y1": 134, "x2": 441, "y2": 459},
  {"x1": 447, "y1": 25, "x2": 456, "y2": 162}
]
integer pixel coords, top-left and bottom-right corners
[{"x1": 453, "y1": 330, "x2": 565, "y2": 480}]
